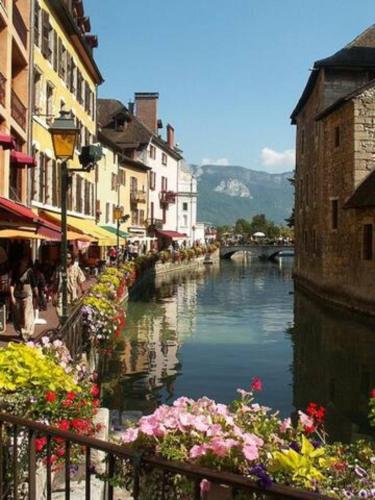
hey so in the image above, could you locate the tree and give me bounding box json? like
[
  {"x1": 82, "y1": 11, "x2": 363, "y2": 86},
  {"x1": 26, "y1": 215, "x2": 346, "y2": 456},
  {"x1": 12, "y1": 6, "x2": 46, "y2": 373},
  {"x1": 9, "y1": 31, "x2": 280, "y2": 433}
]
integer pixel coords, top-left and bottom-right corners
[
  {"x1": 285, "y1": 172, "x2": 295, "y2": 228},
  {"x1": 234, "y1": 218, "x2": 252, "y2": 235}
]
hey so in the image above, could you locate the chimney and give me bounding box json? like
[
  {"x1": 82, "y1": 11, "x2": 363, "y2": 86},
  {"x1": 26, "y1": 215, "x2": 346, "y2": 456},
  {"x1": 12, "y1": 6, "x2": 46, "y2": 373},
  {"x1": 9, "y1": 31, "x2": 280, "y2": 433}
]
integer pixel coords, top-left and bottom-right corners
[
  {"x1": 134, "y1": 92, "x2": 159, "y2": 132},
  {"x1": 167, "y1": 124, "x2": 175, "y2": 148}
]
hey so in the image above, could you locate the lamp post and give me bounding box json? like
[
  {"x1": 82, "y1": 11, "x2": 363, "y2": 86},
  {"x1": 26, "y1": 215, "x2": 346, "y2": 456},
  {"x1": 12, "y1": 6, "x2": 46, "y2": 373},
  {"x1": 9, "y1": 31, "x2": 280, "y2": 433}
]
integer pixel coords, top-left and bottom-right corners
[{"x1": 49, "y1": 111, "x2": 79, "y2": 324}]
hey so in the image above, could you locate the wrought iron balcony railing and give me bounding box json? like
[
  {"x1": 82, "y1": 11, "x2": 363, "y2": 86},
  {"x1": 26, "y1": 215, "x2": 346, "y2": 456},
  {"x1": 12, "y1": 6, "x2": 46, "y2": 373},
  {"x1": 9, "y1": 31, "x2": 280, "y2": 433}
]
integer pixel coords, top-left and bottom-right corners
[
  {"x1": 130, "y1": 189, "x2": 147, "y2": 204},
  {"x1": 159, "y1": 190, "x2": 176, "y2": 205},
  {"x1": 0, "y1": 72, "x2": 5, "y2": 107},
  {"x1": 11, "y1": 89, "x2": 27, "y2": 129},
  {"x1": 0, "y1": 412, "x2": 326, "y2": 500}
]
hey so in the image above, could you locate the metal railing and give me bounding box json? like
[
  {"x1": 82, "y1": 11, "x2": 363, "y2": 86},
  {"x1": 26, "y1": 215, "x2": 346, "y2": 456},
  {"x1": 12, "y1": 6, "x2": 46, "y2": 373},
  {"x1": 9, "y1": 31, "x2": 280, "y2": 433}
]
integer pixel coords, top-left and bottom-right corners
[
  {"x1": 0, "y1": 73, "x2": 5, "y2": 107},
  {"x1": 50, "y1": 301, "x2": 88, "y2": 361},
  {"x1": 0, "y1": 412, "x2": 331, "y2": 500},
  {"x1": 11, "y1": 89, "x2": 26, "y2": 130},
  {"x1": 12, "y1": 4, "x2": 27, "y2": 47},
  {"x1": 130, "y1": 190, "x2": 147, "y2": 204}
]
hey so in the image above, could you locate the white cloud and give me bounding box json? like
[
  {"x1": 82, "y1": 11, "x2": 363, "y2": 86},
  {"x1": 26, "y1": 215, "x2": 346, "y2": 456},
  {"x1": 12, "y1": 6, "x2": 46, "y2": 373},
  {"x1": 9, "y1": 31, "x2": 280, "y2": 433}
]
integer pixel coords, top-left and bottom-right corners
[
  {"x1": 260, "y1": 147, "x2": 295, "y2": 173},
  {"x1": 201, "y1": 157, "x2": 229, "y2": 166}
]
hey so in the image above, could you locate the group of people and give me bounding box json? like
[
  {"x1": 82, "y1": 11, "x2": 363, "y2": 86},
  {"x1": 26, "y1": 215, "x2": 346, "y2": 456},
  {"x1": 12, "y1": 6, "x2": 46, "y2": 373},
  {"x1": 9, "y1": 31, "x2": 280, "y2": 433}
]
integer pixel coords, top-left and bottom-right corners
[
  {"x1": 0, "y1": 247, "x2": 86, "y2": 341},
  {"x1": 107, "y1": 240, "x2": 148, "y2": 264}
]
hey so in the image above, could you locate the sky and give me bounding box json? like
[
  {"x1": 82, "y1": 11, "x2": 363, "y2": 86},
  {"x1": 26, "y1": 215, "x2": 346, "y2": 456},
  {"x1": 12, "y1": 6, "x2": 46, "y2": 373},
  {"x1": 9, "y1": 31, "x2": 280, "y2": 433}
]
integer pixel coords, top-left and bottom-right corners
[{"x1": 85, "y1": 0, "x2": 374, "y2": 173}]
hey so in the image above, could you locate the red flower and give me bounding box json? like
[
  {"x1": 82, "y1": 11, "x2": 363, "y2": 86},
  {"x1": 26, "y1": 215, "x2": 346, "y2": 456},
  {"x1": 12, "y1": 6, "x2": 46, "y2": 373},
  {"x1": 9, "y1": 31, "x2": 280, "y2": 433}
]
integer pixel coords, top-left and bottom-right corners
[
  {"x1": 35, "y1": 437, "x2": 47, "y2": 453},
  {"x1": 56, "y1": 447, "x2": 65, "y2": 457},
  {"x1": 71, "y1": 418, "x2": 90, "y2": 434},
  {"x1": 57, "y1": 420, "x2": 70, "y2": 431},
  {"x1": 45, "y1": 391, "x2": 57, "y2": 403},
  {"x1": 306, "y1": 402, "x2": 325, "y2": 424},
  {"x1": 371, "y1": 388, "x2": 375, "y2": 399},
  {"x1": 62, "y1": 399, "x2": 73, "y2": 408},
  {"x1": 66, "y1": 391, "x2": 76, "y2": 401},
  {"x1": 304, "y1": 425, "x2": 316, "y2": 434},
  {"x1": 332, "y1": 461, "x2": 347, "y2": 471},
  {"x1": 251, "y1": 377, "x2": 262, "y2": 392},
  {"x1": 90, "y1": 384, "x2": 100, "y2": 398}
]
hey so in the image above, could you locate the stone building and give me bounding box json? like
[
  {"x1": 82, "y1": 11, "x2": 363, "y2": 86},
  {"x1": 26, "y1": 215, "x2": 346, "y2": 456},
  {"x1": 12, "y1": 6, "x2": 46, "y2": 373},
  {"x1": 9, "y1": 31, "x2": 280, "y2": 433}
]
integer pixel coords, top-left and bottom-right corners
[{"x1": 291, "y1": 26, "x2": 375, "y2": 314}]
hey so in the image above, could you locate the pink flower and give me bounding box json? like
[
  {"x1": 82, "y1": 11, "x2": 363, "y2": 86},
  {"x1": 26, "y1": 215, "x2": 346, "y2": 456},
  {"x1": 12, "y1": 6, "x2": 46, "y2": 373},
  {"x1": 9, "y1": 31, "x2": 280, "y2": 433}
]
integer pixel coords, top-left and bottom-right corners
[
  {"x1": 192, "y1": 415, "x2": 210, "y2": 432},
  {"x1": 206, "y1": 424, "x2": 222, "y2": 437},
  {"x1": 122, "y1": 428, "x2": 139, "y2": 443},
  {"x1": 243, "y1": 433, "x2": 263, "y2": 448},
  {"x1": 298, "y1": 411, "x2": 314, "y2": 429},
  {"x1": 215, "y1": 403, "x2": 229, "y2": 416},
  {"x1": 139, "y1": 417, "x2": 166, "y2": 437},
  {"x1": 190, "y1": 444, "x2": 208, "y2": 458},
  {"x1": 237, "y1": 388, "x2": 251, "y2": 399},
  {"x1": 280, "y1": 417, "x2": 292, "y2": 433},
  {"x1": 243, "y1": 444, "x2": 259, "y2": 461},
  {"x1": 251, "y1": 377, "x2": 262, "y2": 392},
  {"x1": 200, "y1": 479, "x2": 211, "y2": 494},
  {"x1": 209, "y1": 438, "x2": 237, "y2": 457}
]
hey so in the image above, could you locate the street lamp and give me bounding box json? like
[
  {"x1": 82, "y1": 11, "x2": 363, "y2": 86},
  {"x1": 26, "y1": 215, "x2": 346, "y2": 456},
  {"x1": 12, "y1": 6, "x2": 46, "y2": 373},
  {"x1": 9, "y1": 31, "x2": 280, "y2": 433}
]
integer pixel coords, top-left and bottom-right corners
[{"x1": 49, "y1": 111, "x2": 79, "y2": 324}]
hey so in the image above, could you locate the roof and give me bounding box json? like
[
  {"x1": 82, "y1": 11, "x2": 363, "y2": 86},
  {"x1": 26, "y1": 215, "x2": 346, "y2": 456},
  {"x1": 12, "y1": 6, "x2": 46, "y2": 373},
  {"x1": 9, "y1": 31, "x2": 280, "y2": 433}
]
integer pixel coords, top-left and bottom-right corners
[
  {"x1": 344, "y1": 170, "x2": 375, "y2": 209},
  {"x1": 155, "y1": 229, "x2": 188, "y2": 240},
  {"x1": 47, "y1": 0, "x2": 103, "y2": 85},
  {"x1": 97, "y1": 98, "x2": 183, "y2": 160},
  {"x1": 120, "y1": 156, "x2": 151, "y2": 172},
  {"x1": 290, "y1": 25, "x2": 375, "y2": 124},
  {"x1": 316, "y1": 78, "x2": 375, "y2": 121}
]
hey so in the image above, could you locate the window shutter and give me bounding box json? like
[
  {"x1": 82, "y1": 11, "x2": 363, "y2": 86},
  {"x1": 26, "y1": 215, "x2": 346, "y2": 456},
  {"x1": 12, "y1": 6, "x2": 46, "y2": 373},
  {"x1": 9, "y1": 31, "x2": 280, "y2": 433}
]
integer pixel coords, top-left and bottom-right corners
[
  {"x1": 41, "y1": 11, "x2": 50, "y2": 58},
  {"x1": 66, "y1": 54, "x2": 72, "y2": 87},
  {"x1": 34, "y1": 2, "x2": 40, "y2": 47},
  {"x1": 53, "y1": 32, "x2": 58, "y2": 71}
]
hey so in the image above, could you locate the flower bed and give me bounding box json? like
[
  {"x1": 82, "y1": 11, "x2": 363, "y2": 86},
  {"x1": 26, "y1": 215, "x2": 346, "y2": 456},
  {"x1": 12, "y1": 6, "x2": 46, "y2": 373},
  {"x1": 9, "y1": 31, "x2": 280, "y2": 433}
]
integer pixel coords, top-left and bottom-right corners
[
  {"x1": 120, "y1": 378, "x2": 375, "y2": 498},
  {"x1": 0, "y1": 340, "x2": 100, "y2": 465}
]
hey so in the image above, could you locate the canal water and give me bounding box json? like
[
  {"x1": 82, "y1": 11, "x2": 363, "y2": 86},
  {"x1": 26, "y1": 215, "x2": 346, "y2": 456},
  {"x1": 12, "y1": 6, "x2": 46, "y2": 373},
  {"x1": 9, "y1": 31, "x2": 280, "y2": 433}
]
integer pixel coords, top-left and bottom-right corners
[{"x1": 101, "y1": 257, "x2": 375, "y2": 442}]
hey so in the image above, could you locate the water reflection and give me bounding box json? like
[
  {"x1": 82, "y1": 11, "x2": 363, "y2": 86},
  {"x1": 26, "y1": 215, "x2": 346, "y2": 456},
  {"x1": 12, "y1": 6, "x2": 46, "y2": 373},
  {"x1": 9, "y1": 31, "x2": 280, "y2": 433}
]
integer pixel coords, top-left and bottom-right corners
[
  {"x1": 291, "y1": 290, "x2": 375, "y2": 442},
  {"x1": 101, "y1": 257, "x2": 375, "y2": 442}
]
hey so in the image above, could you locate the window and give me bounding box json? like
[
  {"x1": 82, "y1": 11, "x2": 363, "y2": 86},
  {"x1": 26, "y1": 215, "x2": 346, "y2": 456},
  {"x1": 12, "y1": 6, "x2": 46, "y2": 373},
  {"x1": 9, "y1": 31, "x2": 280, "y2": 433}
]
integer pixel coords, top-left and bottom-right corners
[
  {"x1": 41, "y1": 10, "x2": 51, "y2": 60},
  {"x1": 363, "y1": 224, "x2": 373, "y2": 260},
  {"x1": 33, "y1": 70, "x2": 42, "y2": 114},
  {"x1": 70, "y1": 61, "x2": 76, "y2": 93},
  {"x1": 84, "y1": 180, "x2": 90, "y2": 215},
  {"x1": 139, "y1": 209, "x2": 145, "y2": 225},
  {"x1": 111, "y1": 173, "x2": 117, "y2": 191},
  {"x1": 131, "y1": 210, "x2": 137, "y2": 225},
  {"x1": 34, "y1": 2, "x2": 41, "y2": 47},
  {"x1": 119, "y1": 168, "x2": 126, "y2": 186},
  {"x1": 58, "y1": 38, "x2": 66, "y2": 80},
  {"x1": 183, "y1": 202, "x2": 188, "y2": 211},
  {"x1": 46, "y1": 82, "x2": 54, "y2": 118},
  {"x1": 162, "y1": 152, "x2": 167, "y2": 165},
  {"x1": 331, "y1": 199, "x2": 338, "y2": 230},
  {"x1": 76, "y1": 175, "x2": 83, "y2": 213},
  {"x1": 334, "y1": 126, "x2": 340, "y2": 147},
  {"x1": 38, "y1": 153, "x2": 45, "y2": 203},
  {"x1": 51, "y1": 159, "x2": 58, "y2": 206},
  {"x1": 149, "y1": 145, "x2": 156, "y2": 159},
  {"x1": 130, "y1": 176, "x2": 137, "y2": 193},
  {"x1": 161, "y1": 176, "x2": 167, "y2": 191},
  {"x1": 150, "y1": 171, "x2": 156, "y2": 190}
]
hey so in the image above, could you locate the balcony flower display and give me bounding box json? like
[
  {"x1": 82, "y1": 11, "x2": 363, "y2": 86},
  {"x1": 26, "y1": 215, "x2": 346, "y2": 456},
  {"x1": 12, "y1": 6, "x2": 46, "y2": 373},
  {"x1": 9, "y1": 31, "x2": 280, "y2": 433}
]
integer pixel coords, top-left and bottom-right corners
[{"x1": 120, "y1": 379, "x2": 375, "y2": 499}]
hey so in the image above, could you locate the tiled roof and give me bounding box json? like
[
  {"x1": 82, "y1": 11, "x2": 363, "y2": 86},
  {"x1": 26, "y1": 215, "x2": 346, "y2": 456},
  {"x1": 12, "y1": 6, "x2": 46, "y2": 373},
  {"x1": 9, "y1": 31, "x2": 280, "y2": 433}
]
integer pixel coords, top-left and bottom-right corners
[
  {"x1": 345, "y1": 170, "x2": 375, "y2": 209},
  {"x1": 290, "y1": 26, "x2": 375, "y2": 123}
]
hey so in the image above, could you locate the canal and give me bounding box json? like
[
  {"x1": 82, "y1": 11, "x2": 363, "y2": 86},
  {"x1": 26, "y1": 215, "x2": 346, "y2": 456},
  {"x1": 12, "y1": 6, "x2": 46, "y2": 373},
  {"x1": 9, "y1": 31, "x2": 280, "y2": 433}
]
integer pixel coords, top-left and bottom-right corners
[{"x1": 101, "y1": 257, "x2": 375, "y2": 442}]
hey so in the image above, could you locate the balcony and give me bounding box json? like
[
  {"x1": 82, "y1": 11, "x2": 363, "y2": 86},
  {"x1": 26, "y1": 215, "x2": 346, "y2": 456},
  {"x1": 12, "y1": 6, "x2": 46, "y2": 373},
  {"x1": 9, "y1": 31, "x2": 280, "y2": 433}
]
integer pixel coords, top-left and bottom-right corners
[
  {"x1": 13, "y1": 4, "x2": 27, "y2": 47},
  {"x1": 130, "y1": 189, "x2": 147, "y2": 204},
  {"x1": 159, "y1": 190, "x2": 176, "y2": 206},
  {"x1": 11, "y1": 89, "x2": 26, "y2": 129},
  {"x1": 0, "y1": 73, "x2": 5, "y2": 107}
]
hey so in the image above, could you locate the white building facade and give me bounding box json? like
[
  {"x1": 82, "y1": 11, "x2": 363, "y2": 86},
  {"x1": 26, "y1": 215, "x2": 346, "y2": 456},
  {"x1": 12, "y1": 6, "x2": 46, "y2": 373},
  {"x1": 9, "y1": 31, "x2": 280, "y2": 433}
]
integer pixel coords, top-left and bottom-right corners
[{"x1": 176, "y1": 162, "x2": 198, "y2": 245}]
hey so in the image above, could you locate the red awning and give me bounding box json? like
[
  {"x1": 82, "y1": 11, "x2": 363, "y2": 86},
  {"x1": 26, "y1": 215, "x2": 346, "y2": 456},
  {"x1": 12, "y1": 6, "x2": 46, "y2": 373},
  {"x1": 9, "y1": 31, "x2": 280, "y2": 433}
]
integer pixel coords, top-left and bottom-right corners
[
  {"x1": 10, "y1": 151, "x2": 36, "y2": 168},
  {"x1": 0, "y1": 134, "x2": 16, "y2": 150},
  {"x1": 155, "y1": 229, "x2": 188, "y2": 240},
  {"x1": 36, "y1": 214, "x2": 62, "y2": 240},
  {"x1": 0, "y1": 196, "x2": 37, "y2": 224}
]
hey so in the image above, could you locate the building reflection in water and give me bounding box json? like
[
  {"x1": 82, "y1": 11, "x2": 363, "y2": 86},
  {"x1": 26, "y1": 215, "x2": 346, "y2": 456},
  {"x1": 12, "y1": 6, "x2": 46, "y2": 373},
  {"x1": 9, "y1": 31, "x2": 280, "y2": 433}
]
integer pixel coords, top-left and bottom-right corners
[
  {"x1": 291, "y1": 289, "x2": 375, "y2": 442},
  {"x1": 101, "y1": 267, "x2": 210, "y2": 414}
]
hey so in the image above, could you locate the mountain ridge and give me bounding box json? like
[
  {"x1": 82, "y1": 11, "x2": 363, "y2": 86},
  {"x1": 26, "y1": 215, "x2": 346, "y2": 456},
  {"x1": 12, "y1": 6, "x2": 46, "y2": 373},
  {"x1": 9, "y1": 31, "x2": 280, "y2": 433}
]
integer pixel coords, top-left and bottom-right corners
[{"x1": 189, "y1": 164, "x2": 294, "y2": 226}]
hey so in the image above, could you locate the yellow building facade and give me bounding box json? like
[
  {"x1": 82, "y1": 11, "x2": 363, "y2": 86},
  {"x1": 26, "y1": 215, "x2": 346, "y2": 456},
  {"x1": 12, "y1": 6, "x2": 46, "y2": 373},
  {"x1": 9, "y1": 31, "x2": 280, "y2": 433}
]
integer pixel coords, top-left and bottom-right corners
[
  {"x1": 31, "y1": 0, "x2": 102, "y2": 221},
  {"x1": 120, "y1": 157, "x2": 149, "y2": 240}
]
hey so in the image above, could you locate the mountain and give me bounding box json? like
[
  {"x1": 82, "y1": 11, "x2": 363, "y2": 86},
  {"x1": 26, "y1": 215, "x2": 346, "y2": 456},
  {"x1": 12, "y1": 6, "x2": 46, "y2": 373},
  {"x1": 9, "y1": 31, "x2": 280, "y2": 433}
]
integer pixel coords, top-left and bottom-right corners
[{"x1": 189, "y1": 165, "x2": 294, "y2": 226}]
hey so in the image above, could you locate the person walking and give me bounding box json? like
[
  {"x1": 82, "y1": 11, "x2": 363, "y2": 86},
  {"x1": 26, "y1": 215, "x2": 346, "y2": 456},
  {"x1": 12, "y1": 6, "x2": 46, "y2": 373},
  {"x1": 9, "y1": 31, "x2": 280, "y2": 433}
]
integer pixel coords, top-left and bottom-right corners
[
  {"x1": 9, "y1": 255, "x2": 38, "y2": 340},
  {"x1": 52, "y1": 253, "x2": 86, "y2": 322}
]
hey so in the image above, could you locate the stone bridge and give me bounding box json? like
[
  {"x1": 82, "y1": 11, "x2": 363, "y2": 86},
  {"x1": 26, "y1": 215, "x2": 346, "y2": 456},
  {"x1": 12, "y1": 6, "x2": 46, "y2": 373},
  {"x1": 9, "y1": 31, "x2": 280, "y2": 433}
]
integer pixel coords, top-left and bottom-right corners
[{"x1": 220, "y1": 245, "x2": 295, "y2": 260}]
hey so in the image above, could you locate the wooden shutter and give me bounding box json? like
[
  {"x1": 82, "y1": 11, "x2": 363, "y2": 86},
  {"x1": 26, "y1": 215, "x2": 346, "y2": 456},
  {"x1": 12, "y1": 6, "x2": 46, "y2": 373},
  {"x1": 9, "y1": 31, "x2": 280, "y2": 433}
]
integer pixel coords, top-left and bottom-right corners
[
  {"x1": 34, "y1": 2, "x2": 40, "y2": 47},
  {"x1": 66, "y1": 54, "x2": 72, "y2": 87},
  {"x1": 41, "y1": 11, "x2": 50, "y2": 58},
  {"x1": 53, "y1": 32, "x2": 58, "y2": 71},
  {"x1": 38, "y1": 153, "x2": 44, "y2": 203}
]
